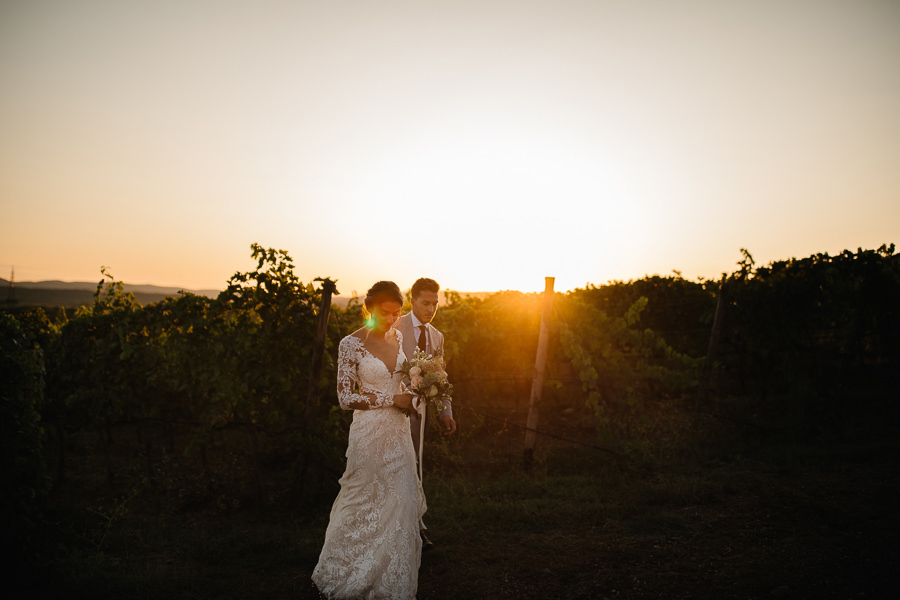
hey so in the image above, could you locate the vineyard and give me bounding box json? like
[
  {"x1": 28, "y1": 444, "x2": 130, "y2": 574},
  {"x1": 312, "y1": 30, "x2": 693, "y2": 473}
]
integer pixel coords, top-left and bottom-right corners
[{"x1": 3, "y1": 243, "x2": 898, "y2": 598}]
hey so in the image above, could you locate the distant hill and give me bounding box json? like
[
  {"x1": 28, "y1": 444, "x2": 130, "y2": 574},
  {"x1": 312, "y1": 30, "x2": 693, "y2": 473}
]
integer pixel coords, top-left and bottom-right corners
[
  {"x1": 0, "y1": 278, "x2": 220, "y2": 308},
  {"x1": 0, "y1": 278, "x2": 220, "y2": 295},
  {"x1": 0, "y1": 279, "x2": 490, "y2": 309},
  {"x1": 334, "y1": 290, "x2": 493, "y2": 310}
]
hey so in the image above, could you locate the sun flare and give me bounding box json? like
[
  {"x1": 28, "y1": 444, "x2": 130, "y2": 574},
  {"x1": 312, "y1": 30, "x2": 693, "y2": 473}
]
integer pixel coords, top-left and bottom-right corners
[{"x1": 329, "y1": 107, "x2": 666, "y2": 292}]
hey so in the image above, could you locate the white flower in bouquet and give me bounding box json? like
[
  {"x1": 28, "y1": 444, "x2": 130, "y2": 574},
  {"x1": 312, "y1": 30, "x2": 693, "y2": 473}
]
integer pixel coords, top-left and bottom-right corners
[{"x1": 397, "y1": 347, "x2": 453, "y2": 415}]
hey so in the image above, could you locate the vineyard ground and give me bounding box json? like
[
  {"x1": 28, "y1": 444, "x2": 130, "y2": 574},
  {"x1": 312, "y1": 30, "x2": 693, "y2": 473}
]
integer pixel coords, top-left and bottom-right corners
[{"x1": 30, "y1": 394, "x2": 898, "y2": 600}]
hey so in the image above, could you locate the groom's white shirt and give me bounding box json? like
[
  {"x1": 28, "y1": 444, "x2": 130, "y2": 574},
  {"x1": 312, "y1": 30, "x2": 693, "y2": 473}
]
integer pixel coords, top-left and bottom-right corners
[{"x1": 397, "y1": 312, "x2": 451, "y2": 419}]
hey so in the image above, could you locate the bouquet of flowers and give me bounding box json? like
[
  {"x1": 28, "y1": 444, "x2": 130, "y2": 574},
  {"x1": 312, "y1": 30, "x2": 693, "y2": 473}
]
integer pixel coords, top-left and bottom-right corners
[{"x1": 397, "y1": 347, "x2": 453, "y2": 415}]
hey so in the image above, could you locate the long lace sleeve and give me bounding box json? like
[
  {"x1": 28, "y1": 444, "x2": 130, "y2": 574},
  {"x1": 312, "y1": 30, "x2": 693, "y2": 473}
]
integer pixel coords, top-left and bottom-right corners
[{"x1": 337, "y1": 336, "x2": 394, "y2": 410}]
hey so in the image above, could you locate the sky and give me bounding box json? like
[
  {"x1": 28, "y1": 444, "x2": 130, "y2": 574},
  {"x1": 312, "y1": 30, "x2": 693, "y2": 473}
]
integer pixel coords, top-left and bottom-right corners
[{"x1": 2, "y1": 0, "x2": 898, "y2": 295}]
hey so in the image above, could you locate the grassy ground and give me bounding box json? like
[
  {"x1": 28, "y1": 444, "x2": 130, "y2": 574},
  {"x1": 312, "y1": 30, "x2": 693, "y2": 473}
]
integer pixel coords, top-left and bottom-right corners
[
  {"x1": 25, "y1": 396, "x2": 899, "y2": 600},
  {"x1": 422, "y1": 432, "x2": 898, "y2": 600}
]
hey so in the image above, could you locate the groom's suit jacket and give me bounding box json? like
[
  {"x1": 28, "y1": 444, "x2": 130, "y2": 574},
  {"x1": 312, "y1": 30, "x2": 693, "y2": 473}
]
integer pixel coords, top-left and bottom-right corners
[{"x1": 397, "y1": 312, "x2": 452, "y2": 452}]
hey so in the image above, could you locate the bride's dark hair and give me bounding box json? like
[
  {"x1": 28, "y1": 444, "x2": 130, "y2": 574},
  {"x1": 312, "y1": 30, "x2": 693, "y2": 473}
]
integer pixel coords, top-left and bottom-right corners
[{"x1": 363, "y1": 281, "x2": 403, "y2": 310}]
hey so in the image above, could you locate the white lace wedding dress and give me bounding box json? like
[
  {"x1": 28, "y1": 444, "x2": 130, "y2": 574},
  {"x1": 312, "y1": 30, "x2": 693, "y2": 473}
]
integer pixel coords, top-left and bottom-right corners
[{"x1": 312, "y1": 333, "x2": 426, "y2": 600}]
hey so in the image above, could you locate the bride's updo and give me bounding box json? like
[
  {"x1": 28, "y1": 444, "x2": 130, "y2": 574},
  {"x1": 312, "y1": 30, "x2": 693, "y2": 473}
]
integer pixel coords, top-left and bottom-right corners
[{"x1": 363, "y1": 281, "x2": 403, "y2": 311}]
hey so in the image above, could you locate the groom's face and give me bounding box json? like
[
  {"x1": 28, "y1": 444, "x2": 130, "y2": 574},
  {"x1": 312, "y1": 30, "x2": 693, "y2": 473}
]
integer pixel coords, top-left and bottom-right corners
[{"x1": 411, "y1": 291, "x2": 439, "y2": 324}]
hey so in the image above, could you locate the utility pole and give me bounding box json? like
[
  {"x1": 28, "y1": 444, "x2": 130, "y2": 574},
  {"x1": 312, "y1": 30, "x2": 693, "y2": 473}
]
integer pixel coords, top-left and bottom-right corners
[{"x1": 5, "y1": 267, "x2": 16, "y2": 305}]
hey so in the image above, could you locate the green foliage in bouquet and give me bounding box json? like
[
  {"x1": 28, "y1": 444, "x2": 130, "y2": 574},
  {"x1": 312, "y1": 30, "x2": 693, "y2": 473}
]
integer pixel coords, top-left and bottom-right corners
[{"x1": 397, "y1": 347, "x2": 453, "y2": 415}]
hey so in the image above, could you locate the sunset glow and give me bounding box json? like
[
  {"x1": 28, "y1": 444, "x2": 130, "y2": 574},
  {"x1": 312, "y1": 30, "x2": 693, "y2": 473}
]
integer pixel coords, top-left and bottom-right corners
[{"x1": 2, "y1": 0, "x2": 898, "y2": 294}]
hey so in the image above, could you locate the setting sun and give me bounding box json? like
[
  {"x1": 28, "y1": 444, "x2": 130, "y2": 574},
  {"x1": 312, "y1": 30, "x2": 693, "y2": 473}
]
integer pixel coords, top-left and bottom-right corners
[{"x1": 2, "y1": 0, "x2": 898, "y2": 294}]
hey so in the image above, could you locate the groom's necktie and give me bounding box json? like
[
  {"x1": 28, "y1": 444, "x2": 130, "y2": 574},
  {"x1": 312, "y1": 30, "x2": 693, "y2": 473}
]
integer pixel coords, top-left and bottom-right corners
[{"x1": 417, "y1": 325, "x2": 428, "y2": 354}]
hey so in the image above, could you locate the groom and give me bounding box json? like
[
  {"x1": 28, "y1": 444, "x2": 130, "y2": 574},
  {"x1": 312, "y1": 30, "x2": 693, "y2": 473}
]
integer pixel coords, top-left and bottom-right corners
[{"x1": 398, "y1": 277, "x2": 457, "y2": 549}]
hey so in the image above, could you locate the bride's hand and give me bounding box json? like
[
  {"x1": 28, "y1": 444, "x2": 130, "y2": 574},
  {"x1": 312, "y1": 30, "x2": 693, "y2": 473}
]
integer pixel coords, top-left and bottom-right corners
[{"x1": 392, "y1": 393, "x2": 414, "y2": 410}]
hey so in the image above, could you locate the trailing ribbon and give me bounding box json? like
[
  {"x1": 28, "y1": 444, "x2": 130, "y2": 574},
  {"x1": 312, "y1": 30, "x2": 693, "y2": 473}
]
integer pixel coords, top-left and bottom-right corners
[
  {"x1": 413, "y1": 394, "x2": 427, "y2": 530},
  {"x1": 413, "y1": 394, "x2": 426, "y2": 483}
]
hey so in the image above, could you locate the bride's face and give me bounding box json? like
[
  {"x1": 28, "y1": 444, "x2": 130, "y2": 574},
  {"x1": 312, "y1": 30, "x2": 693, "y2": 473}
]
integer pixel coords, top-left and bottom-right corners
[{"x1": 369, "y1": 300, "x2": 402, "y2": 334}]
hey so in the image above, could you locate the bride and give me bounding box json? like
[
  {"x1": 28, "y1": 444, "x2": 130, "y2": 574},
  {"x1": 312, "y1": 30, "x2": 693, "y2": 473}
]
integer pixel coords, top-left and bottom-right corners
[{"x1": 312, "y1": 281, "x2": 426, "y2": 600}]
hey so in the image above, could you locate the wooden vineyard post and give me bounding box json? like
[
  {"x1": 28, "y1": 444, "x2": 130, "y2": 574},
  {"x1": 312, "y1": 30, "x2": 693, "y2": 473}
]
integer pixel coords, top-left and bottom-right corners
[
  {"x1": 698, "y1": 275, "x2": 726, "y2": 405},
  {"x1": 307, "y1": 277, "x2": 338, "y2": 421},
  {"x1": 524, "y1": 277, "x2": 554, "y2": 470}
]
